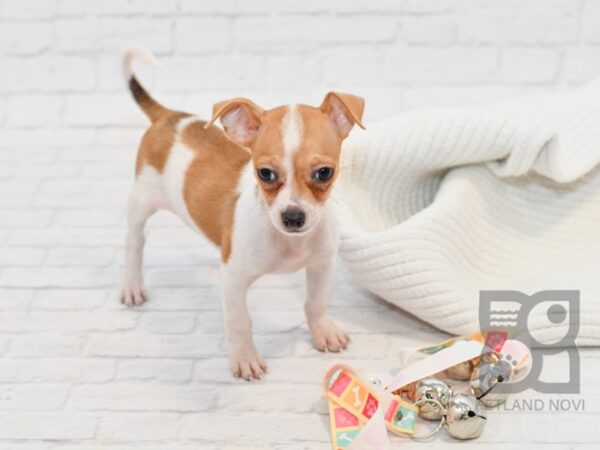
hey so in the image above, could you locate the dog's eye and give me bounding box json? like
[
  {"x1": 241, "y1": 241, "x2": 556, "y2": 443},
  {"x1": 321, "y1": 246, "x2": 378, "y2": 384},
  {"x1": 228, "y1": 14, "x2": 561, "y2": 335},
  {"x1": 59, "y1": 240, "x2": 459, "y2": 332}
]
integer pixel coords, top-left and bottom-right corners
[
  {"x1": 312, "y1": 167, "x2": 335, "y2": 182},
  {"x1": 257, "y1": 167, "x2": 278, "y2": 183}
]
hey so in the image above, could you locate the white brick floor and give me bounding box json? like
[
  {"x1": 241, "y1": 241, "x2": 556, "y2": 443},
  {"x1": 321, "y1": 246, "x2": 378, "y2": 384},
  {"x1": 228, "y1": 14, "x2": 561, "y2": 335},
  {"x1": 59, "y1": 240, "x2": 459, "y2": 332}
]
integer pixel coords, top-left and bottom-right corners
[{"x1": 0, "y1": 143, "x2": 599, "y2": 449}]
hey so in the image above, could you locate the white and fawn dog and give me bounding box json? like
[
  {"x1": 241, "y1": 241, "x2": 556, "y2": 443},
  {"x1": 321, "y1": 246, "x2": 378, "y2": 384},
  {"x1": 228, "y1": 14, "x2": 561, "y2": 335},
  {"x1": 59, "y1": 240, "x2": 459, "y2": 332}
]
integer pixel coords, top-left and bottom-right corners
[{"x1": 120, "y1": 47, "x2": 365, "y2": 380}]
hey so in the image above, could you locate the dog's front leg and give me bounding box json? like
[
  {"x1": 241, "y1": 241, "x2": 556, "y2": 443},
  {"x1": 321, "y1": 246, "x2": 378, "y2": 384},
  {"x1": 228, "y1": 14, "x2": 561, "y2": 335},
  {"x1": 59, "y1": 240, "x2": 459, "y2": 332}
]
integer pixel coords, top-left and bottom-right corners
[
  {"x1": 305, "y1": 258, "x2": 349, "y2": 352},
  {"x1": 221, "y1": 267, "x2": 267, "y2": 380}
]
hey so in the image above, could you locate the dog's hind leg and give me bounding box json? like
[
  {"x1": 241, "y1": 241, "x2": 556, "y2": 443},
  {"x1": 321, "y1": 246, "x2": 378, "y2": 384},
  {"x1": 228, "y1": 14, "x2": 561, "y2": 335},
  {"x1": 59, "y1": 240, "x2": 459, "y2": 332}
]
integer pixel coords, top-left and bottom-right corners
[{"x1": 120, "y1": 174, "x2": 159, "y2": 306}]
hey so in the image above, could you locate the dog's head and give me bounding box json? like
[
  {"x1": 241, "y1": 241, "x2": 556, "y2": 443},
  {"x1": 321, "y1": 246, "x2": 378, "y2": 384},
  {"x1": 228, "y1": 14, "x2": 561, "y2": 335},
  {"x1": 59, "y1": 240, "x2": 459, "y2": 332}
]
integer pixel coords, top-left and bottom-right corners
[{"x1": 208, "y1": 92, "x2": 365, "y2": 235}]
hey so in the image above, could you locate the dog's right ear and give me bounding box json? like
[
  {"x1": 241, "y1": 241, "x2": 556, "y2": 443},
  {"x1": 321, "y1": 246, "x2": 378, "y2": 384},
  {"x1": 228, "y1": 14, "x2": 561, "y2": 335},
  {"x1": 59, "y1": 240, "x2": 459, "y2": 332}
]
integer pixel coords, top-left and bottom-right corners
[{"x1": 206, "y1": 98, "x2": 264, "y2": 147}]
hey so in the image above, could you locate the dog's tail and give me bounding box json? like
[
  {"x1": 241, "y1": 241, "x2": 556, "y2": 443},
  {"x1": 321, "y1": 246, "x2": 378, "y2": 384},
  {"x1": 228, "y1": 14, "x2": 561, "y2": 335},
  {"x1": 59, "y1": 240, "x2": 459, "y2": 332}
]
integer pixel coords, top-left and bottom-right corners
[{"x1": 123, "y1": 45, "x2": 168, "y2": 123}]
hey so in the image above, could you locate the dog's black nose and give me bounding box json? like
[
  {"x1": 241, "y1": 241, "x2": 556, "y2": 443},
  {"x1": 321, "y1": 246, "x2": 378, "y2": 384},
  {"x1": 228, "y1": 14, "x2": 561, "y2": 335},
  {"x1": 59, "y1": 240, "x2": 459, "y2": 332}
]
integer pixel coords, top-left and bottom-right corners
[{"x1": 281, "y1": 208, "x2": 306, "y2": 230}]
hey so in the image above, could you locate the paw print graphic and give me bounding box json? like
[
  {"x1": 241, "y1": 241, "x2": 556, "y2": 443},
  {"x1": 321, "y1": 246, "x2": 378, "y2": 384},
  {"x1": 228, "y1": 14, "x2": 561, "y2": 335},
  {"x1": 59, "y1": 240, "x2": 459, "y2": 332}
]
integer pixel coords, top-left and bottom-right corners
[
  {"x1": 496, "y1": 339, "x2": 533, "y2": 383},
  {"x1": 497, "y1": 352, "x2": 520, "y2": 378}
]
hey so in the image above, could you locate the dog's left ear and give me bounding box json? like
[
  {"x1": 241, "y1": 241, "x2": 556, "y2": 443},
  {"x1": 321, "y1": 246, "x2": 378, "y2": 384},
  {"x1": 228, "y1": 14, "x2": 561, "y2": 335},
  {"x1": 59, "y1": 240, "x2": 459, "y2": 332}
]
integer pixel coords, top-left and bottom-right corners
[
  {"x1": 206, "y1": 97, "x2": 265, "y2": 147},
  {"x1": 320, "y1": 91, "x2": 365, "y2": 139}
]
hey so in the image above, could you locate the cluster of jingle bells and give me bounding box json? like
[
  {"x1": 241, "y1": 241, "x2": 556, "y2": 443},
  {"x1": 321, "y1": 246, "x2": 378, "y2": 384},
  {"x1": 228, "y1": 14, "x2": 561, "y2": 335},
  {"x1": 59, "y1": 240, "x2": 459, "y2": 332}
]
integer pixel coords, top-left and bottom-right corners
[{"x1": 395, "y1": 351, "x2": 514, "y2": 440}]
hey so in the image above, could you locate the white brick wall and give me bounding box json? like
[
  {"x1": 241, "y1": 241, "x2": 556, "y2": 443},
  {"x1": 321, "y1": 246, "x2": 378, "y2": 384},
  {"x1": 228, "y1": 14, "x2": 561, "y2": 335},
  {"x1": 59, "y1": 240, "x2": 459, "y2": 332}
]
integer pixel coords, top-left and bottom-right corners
[
  {"x1": 0, "y1": 0, "x2": 597, "y2": 147},
  {"x1": 1, "y1": 1, "x2": 600, "y2": 448}
]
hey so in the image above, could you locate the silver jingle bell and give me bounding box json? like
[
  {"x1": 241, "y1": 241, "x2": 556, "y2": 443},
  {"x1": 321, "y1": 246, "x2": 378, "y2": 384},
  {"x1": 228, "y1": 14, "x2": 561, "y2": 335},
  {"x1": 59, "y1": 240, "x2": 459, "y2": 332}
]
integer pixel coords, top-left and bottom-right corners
[
  {"x1": 414, "y1": 378, "x2": 453, "y2": 420},
  {"x1": 445, "y1": 394, "x2": 487, "y2": 440},
  {"x1": 470, "y1": 358, "x2": 513, "y2": 407}
]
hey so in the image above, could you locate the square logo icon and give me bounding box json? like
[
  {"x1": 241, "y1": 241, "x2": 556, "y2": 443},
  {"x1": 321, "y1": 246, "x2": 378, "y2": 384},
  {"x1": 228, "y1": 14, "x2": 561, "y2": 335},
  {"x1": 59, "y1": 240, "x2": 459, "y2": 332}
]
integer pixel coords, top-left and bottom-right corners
[{"x1": 479, "y1": 290, "x2": 580, "y2": 395}]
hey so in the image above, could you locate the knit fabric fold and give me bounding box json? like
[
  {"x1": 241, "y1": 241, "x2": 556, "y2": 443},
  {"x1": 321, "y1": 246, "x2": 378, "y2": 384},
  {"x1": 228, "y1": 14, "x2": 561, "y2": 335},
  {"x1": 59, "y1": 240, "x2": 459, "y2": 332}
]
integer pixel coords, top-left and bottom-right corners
[{"x1": 335, "y1": 83, "x2": 600, "y2": 346}]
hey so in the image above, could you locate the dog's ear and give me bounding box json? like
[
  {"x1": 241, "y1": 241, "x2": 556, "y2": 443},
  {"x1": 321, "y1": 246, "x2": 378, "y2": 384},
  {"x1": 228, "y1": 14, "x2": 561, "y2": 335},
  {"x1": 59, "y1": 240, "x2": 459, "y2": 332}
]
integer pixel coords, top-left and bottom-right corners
[
  {"x1": 320, "y1": 91, "x2": 365, "y2": 139},
  {"x1": 206, "y1": 98, "x2": 265, "y2": 147}
]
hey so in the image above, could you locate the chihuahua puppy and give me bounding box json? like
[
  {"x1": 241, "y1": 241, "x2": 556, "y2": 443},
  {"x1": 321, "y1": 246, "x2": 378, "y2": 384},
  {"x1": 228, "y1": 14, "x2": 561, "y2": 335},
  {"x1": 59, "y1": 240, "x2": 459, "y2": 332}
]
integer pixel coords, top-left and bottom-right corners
[{"x1": 120, "y1": 47, "x2": 365, "y2": 380}]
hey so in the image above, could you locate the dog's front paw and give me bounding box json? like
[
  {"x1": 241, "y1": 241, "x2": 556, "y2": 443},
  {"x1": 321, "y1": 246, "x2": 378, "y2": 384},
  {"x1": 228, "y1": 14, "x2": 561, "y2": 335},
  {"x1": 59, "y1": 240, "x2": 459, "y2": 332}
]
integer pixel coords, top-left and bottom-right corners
[
  {"x1": 230, "y1": 344, "x2": 268, "y2": 381},
  {"x1": 120, "y1": 279, "x2": 148, "y2": 307},
  {"x1": 309, "y1": 317, "x2": 349, "y2": 352}
]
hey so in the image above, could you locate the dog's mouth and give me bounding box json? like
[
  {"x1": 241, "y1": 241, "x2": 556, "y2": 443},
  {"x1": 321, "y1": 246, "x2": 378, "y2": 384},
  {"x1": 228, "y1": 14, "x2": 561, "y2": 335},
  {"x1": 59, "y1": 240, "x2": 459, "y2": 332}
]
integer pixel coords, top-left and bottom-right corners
[
  {"x1": 287, "y1": 229, "x2": 308, "y2": 235},
  {"x1": 271, "y1": 219, "x2": 314, "y2": 236},
  {"x1": 278, "y1": 225, "x2": 311, "y2": 236}
]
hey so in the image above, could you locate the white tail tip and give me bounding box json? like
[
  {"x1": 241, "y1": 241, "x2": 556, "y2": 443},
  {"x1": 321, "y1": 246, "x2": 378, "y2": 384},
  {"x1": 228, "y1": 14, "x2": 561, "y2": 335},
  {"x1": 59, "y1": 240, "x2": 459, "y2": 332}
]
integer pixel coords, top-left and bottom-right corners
[{"x1": 122, "y1": 45, "x2": 160, "y2": 81}]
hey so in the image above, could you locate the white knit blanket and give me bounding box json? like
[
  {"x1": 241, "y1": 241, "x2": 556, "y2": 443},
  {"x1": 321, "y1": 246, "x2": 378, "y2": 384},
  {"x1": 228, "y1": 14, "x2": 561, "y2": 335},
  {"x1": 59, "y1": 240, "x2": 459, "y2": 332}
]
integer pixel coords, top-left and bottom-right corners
[{"x1": 335, "y1": 82, "x2": 600, "y2": 346}]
